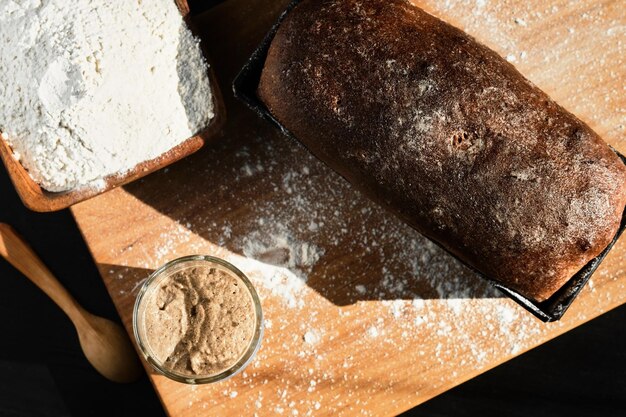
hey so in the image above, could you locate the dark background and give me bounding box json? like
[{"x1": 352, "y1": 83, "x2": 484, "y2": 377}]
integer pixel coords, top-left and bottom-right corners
[{"x1": 1, "y1": 1, "x2": 624, "y2": 416}]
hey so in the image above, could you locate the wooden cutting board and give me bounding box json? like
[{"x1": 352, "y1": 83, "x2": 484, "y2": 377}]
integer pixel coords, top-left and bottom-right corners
[{"x1": 71, "y1": 0, "x2": 626, "y2": 416}]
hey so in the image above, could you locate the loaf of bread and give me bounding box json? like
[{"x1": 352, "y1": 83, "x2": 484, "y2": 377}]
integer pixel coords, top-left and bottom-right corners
[{"x1": 258, "y1": 0, "x2": 626, "y2": 302}]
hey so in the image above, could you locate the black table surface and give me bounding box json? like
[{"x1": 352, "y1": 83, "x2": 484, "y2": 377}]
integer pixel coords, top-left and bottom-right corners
[{"x1": 1, "y1": 2, "x2": 624, "y2": 416}]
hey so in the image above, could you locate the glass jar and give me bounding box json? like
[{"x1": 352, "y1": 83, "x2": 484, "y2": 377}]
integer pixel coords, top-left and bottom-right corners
[{"x1": 133, "y1": 255, "x2": 263, "y2": 384}]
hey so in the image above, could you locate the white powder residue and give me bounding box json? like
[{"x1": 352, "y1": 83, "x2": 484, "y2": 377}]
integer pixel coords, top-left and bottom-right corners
[
  {"x1": 355, "y1": 284, "x2": 367, "y2": 294},
  {"x1": 424, "y1": 0, "x2": 626, "y2": 147},
  {"x1": 303, "y1": 330, "x2": 320, "y2": 345},
  {"x1": 99, "y1": 2, "x2": 625, "y2": 415},
  {"x1": 366, "y1": 326, "x2": 379, "y2": 338},
  {"x1": 110, "y1": 103, "x2": 575, "y2": 417},
  {"x1": 412, "y1": 297, "x2": 424, "y2": 310},
  {"x1": 228, "y1": 254, "x2": 308, "y2": 309},
  {"x1": 514, "y1": 17, "x2": 527, "y2": 27},
  {"x1": 0, "y1": 0, "x2": 214, "y2": 191},
  {"x1": 242, "y1": 229, "x2": 324, "y2": 281},
  {"x1": 385, "y1": 300, "x2": 405, "y2": 318}
]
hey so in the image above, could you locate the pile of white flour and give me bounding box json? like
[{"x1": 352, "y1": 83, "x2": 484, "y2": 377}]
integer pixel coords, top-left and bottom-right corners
[{"x1": 0, "y1": 0, "x2": 214, "y2": 192}]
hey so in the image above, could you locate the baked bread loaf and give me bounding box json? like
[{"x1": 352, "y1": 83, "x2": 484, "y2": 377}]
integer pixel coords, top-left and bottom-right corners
[{"x1": 258, "y1": 0, "x2": 626, "y2": 302}]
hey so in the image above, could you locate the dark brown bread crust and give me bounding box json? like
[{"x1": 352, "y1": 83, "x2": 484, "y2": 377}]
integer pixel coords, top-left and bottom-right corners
[{"x1": 258, "y1": 0, "x2": 626, "y2": 302}]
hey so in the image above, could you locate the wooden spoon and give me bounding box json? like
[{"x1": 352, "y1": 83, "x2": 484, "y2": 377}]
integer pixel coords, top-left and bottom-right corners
[{"x1": 0, "y1": 223, "x2": 142, "y2": 383}]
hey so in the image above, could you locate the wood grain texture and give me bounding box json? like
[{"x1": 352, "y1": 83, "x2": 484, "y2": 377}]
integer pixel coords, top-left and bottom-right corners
[
  {"x1": 71, "y1": 0, "x2": 625, "y2": 416},
  {"x1": 0, "y1": 0, "x2": 226, "y2": 212}
]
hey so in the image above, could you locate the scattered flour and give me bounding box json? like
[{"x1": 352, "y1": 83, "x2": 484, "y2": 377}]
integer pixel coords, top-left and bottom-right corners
[
  {"x1": 0, "y1": 0, "x2": 214, "y2": 191},
  {"x1": 102, "y1": 1, "x2": 624, "y2": 415},
  {"x1": 514, "y1": 17, "x2": 527, "y2": 27},
  {"x1": 366, "y1": 326, "x2": 379, "y2": 338},
  {"x1": 229, "y1": 254, "x2": 309, "y2": 309},
  {"x1": 241, "y1": 229, "x2": 324, "y2": 281},
  {"x1": 303, "y1": 330, "x2": 320, "y2": 345},
  {"x1": 425, "y1": 0, "x2": 626, "y2": 148}
]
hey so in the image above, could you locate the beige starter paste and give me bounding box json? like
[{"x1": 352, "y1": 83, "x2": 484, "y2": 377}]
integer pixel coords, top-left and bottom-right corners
[{"x1": 143, "y1": 266, "x2": 256, "y2": 376}]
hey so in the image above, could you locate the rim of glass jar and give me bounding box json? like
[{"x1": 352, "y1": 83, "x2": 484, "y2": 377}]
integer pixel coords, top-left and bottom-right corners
[{"x1": 132, "y1": 255, "x2": 264, "y2": 384}]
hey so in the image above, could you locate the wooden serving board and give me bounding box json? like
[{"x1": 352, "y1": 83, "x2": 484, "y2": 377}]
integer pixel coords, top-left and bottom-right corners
[{"x1": 71, "y1": 0, "x2": 626, "y2": 416}]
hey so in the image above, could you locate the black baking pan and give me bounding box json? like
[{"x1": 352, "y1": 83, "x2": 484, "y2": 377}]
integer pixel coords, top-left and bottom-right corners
[{"x1": 232, "y1": 0, "x2": 626, "y2": 322}]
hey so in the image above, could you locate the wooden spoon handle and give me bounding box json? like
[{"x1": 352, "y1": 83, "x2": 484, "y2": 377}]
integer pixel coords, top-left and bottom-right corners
[{"x1": 0, "y1": 223, "x2": 85, "y2": 322}]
